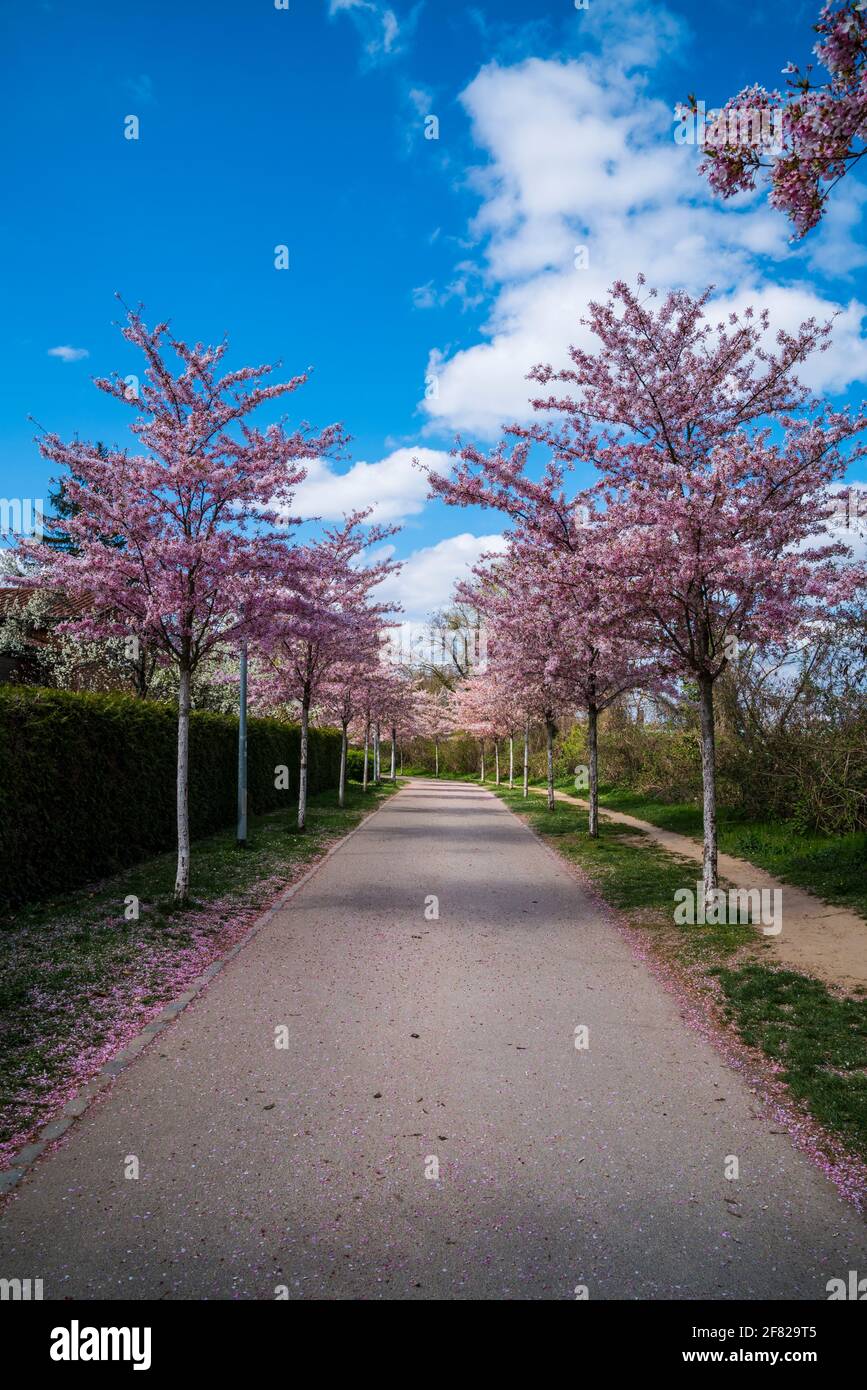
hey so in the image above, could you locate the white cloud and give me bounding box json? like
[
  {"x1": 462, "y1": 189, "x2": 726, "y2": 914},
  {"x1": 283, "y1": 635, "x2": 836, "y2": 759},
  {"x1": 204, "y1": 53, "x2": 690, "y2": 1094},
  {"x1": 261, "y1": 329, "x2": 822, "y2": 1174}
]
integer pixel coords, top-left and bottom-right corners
[
  {"x1": 412, "y1": 262, "x2": 484, "y2": 313},
  {"x1": 381, "y1": 9, "x2": 399, "y2": 52},
  {"x1": 412, "y1": 281, "x2": 437, "y2": 309},
  {"x1": 47, "y1": 345, "x2": 89, "y2": 363},
  {"x1": 328, "y1": 0, "x2": 404, "y2": 62},
  {"x1": 373, "y1": 530, "x2": 506, "y2": 622},
  {"x1": 826, "y1": 481, "x2": 867, "y2": 565},
  {"x1": 715, "y1": 284, "x2": 867, "y2": 396},
  {"x1": 292, "y1": 447, "x2": 450, "y2": 524},
  {"x1": 805, "y1": 181, "x2": 867, "y2": 280},
  {"x1": 419, "y1": 44, "x2": 867, "y2": 438},
  {"x1": 407, "y1": 86, "x2": 431, "y2": 117}
]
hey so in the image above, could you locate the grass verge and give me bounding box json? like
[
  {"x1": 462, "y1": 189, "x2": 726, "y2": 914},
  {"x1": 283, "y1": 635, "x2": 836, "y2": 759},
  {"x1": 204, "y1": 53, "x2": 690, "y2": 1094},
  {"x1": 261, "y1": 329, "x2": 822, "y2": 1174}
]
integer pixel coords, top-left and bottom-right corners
[
  {"x1": 588, "y1": 784, "x2": 867, "y2": 921},
  {"x1": 0, "y1": 781, "x2": 396, "y2": 1163},
  {"x1": 495, "y1": 784, "x2": 867, "y2": 1165}
]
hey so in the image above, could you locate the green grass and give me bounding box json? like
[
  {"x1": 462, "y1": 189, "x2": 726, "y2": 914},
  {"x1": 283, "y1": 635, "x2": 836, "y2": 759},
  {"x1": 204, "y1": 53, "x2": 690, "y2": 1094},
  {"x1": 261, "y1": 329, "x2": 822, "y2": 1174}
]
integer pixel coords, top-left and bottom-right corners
[
  {"x1": 545, "y1": 781, "x2": 867, "y2": 922},
  {"x1": 715, "y1": 965, "x2": 867, "y2": 1156},
  {"x1": 497, "y1": 786, "x2": 754, "y2": 967},
  {"x1": 495, "y1": 784, "x2": 867, "y2": 1164},
  {"x1": 0, "y1": 780, "x2": 396, "y2": 1158}
]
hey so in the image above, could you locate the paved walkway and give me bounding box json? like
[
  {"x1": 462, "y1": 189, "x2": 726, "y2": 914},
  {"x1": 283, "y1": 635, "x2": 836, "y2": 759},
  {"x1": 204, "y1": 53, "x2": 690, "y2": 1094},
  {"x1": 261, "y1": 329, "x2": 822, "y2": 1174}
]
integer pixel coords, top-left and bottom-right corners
[
  {"x1": 528, "y1": 785, "x2": 867, "y2": 993},
  {"x1": 0, "y1": 779, "x2": 864, "y2": 1299}
]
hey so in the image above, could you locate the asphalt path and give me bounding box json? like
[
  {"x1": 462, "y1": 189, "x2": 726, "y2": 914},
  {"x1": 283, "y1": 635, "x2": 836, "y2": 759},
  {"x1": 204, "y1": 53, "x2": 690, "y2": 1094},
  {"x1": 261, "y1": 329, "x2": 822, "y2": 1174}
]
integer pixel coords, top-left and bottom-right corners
[{"x1": 1, "y1": 778, "x2": 864, "y2": 1299}]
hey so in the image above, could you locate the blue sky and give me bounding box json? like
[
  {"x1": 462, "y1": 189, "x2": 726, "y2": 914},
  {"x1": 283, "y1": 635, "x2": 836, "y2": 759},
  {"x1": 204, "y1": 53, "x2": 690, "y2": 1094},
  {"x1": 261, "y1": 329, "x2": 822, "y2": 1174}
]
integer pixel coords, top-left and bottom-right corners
[{"x1": 2, "y1": 0, "x2": 866, "y2": 618}]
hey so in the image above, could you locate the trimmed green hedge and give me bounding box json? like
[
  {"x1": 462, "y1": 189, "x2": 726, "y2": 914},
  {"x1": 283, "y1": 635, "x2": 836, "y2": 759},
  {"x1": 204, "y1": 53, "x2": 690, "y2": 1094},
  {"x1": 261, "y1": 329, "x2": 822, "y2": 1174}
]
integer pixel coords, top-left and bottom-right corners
[
  {"x1": 0, "y1": 686, "x2": 342, "y2": 908},
  {"x1": 346, "y1": 746, "x2": 368, "y2": 781}
]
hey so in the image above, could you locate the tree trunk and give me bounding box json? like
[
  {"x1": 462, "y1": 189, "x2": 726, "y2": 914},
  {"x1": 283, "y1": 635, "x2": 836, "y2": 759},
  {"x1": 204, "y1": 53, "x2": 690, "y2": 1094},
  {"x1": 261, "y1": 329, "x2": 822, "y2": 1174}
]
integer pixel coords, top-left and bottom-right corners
[
  {"x1": 494, "y1": 740, "x2": 500, "y2": 784},
  {"x1": 523, "y1": 715, "x2": 529, "y2": 797},
  {"x1": 588, "y1": 702, "x2": 599, "y2": 838},
  {"x1": 509, "y1": 735, "x2": 514, "y2": 788},
  {"x1": 480, "y1": 740, "x2": 485, "y2": 783},
  {"x1": 236, "y1": 640, "x2": 248, "y2": 848},
  {"x1": 545, "y1": 716, "x2": 555, "y2": 812},
  {"x1": 435, "y1": 738, "x2": 439, "y2": 778},
  {"x1": 374, "y1": 722, "x2": 381, "y2": 783},
  {"x1": 363, "y1": 717, "x2": 370, "y2": 792},
  {"x1": 338, "y1": 718, "x2": 348, "y2": 809},
  {"x1": 298, "y1": 692, "x2": 310, "y2": 831},
  {"x1": 173, "y1": 663, "x2": 192, "y2": 904},
  {"x1": 400, "y1": 745, "x2": 403, "y2": 775},
  {"x1": 390, "y1": 724, "x2": 396, "y2": 781},
  {"x1": 698, "y1": 673, "x2": 719, "y2": 906}
]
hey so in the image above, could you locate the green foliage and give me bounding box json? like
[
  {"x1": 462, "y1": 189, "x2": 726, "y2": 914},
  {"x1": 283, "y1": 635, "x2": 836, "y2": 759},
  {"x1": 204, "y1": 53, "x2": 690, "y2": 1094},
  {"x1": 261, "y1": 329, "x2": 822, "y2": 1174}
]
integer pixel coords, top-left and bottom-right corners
[
  {"x1": 593, "y1": 703, "x2": 867, "y2": 836},
  {"x1": 346, "y1": 746, "x2": 368, "y2": 781},
  {"x1": 594, "y1": 719, "x2": 702, "y2": 804},
  {"x1": 715, "y1": 964, "x2": 867, "y2": 1154},
  {"x1": 0, "y1": 686, "x2": 341, "y2": 908},
  {"x1": 42, "y1": 454, "x2": 126, "y2": 555},
  {"x1": 594, "y1": 787, "x2": 867, "y2": 920}
]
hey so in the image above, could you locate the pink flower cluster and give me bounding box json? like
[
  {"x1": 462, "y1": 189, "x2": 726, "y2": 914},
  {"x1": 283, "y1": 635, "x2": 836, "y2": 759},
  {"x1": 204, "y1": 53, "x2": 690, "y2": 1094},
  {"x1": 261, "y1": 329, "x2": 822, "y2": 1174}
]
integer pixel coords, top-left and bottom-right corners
[{"x1": 694, "y1": 3, "x2": 867, "y2": 237}]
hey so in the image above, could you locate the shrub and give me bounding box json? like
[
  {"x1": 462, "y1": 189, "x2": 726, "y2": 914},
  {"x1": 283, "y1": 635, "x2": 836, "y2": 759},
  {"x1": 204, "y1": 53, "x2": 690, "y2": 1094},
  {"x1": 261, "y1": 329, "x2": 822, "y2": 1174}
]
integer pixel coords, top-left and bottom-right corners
[
  {"x1": 346, "y1": 746, "x2": 369, "y2": 781},
  {"x1": 0, "y1": 686, "x2": 341, "y2": 908}
]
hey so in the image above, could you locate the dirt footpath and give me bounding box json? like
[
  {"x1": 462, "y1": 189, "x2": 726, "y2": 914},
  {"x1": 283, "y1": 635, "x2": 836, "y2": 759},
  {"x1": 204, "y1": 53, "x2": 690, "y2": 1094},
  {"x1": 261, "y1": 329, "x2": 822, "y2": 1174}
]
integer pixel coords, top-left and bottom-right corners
[{"x1": 529, "y1": 786, "x2": 867, "y2": 994}]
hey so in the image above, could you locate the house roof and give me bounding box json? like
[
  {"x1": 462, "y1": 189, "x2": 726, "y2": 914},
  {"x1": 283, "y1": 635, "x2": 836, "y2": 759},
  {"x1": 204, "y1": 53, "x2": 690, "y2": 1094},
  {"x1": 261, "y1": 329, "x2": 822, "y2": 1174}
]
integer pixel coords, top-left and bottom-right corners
[{"x1": 0, "y1": 587, "x2": 96, "y2": 621}]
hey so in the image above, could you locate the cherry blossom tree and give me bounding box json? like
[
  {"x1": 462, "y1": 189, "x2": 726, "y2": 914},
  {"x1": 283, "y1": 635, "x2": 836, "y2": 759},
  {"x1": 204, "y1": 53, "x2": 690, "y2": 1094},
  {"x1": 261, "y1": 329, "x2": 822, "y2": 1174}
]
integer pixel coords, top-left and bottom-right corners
[
  {"x1": 536, "y1": 538, "x2": 661, "y2": 835},
  {"x1": 351, "y1": 663, "x2": 386, "y2": 792},
  {"x1": 688, "y1": 2, "x2": 867, "y2": 238},
  {"x1": 29, "y1": 306, "x2": 344, "y2": 903},
  {"x1": 414, "y1": 687, "x2": 457, "y2": 777},
  {"x1": 471, "y1": 665, "x2": 523, "y2": 786},
  {"x1": 389, "y1": 680, "x2": 428, "y2": 776},
  {"x1": 254, "y1": 511, "x2": 399, "y2": 830},
  {"x1": 504, "y1": 697, "x2": 526, "y2": 789},
  {"x1": 352, "y1": 672, "x2": 375, "y2": 795},
  {"x1": 373, "y1": 665, "x2": 404, "y2": 782},
  {"x1": 430, "y1": 278, "x2": 865, "y2": 900},
  {"x1": 431, "y1": 465, "x2": 655, "y2": 830},
  {"x1": 319, "y1": 640, "x2": 382, "y2": 808},
  {"x1": 363, "y1": 647, "x2": 413, "y2": 790},
  {"x1": 459, "y1": 549, "x2": 580, "y2": 809},
  {"x1": 527, "y1": 278, "x2": 866, "y2": 900},
  {"x1": 453, "y1": 673, "x2": 499, "y2": 783},
  {"x1": 351, "y1": 660, "x2": 395, "y2": 785}
]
